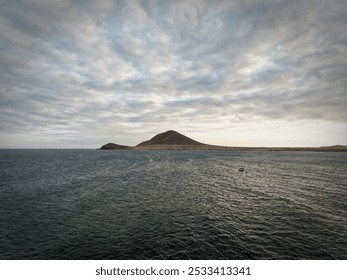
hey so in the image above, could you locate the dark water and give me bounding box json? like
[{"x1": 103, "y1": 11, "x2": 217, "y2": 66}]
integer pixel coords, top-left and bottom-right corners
[{"x1": 0, "y1": 149, "x2": 346, "y2": 259}]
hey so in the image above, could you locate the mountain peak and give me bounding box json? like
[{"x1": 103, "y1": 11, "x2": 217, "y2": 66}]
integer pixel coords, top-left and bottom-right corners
[{"x1": 137, "y1": 130, "x2": 204, "y2": 146}]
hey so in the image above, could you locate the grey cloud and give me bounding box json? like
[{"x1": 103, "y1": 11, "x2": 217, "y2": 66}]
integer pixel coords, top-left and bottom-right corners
[{"x1": 1, "y1": 0, "x2": 347, "y2": 147}]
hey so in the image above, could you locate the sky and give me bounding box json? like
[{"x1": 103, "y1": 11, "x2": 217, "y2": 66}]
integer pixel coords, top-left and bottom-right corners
[{"x1": 1, "y1": 0, "x2": 347, "y2": 148}]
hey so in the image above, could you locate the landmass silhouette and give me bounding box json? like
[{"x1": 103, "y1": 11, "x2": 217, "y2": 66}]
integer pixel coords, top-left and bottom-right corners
[{"x1": 100, "y1": 130, "x2": 347, "y2": 151}]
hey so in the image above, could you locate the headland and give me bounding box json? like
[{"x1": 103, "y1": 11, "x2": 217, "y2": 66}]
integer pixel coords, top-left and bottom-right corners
[{"x1": 99, "y1": 130, "x2": 347, "y2": 152}]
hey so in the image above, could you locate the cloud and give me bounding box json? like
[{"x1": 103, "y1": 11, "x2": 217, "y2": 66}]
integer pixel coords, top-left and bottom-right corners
[{"x1": 1, "y1": 0, "x2": 347, "y2": 147}]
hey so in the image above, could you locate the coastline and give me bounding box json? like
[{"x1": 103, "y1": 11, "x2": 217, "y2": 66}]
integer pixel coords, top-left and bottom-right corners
[
  {"x1": 100, "y1": 145, "x2": 347, "y2": 152},
  {"x1": 99, "y1": 130, "x2": 347, "y2": 152}
]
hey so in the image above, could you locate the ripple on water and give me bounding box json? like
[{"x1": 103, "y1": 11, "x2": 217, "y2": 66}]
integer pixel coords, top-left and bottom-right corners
[{"x1": 0, "y1": 150, "x2": 346, "y2": 259}]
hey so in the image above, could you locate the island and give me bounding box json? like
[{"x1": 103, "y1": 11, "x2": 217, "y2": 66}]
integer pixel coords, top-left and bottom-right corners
[
  {"x1": 99, "y1": 130, "x2": 347, "y2": 152},
  {"x1": 100, "y1": 130, "x2": 214, "y2": 150}
]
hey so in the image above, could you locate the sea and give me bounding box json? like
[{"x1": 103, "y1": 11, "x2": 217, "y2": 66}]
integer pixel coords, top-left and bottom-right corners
[{"x1": 0, "y1": 149, "x2": 346, "y2": 259}]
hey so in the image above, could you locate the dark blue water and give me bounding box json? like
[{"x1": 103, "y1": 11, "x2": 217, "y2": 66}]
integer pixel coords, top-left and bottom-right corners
[{"x1": 0, "y1": 149, "x2": 346, "y2": 259}]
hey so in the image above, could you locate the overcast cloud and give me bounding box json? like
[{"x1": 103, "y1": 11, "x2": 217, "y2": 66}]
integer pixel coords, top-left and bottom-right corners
[{"x1": 1, "y1": 0, "x2": 347, "y2": 148}]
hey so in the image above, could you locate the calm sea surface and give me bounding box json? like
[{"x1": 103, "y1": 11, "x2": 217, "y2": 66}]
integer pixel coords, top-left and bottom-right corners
[{"x1": 0, "y1": 149, "x2": 346, "y2": 259}]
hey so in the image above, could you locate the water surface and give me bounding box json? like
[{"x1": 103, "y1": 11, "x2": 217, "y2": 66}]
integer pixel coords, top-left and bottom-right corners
[{"x1": 0, "y1": 149, "x2": 346, "y2": 259}]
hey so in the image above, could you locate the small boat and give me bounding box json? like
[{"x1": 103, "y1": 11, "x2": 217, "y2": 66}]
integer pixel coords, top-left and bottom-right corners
[{"x1": 239, "y1": 167, "x2": 244, "y2": 172}]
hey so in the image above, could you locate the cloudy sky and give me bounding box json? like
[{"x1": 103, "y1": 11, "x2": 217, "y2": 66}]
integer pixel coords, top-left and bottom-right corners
[{"x1": 1, "y1": 0, "x2": 347, "y2": 148}]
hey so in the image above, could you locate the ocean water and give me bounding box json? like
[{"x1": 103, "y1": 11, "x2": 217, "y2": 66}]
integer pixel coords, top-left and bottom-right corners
[{"x1": 0, "y1": 149, "x2": 346, "y2": 259}]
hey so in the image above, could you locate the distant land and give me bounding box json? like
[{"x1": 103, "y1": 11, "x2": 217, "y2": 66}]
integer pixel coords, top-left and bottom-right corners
[{"x1": 99, "y1": 130, "x2": 347, "y2": 152}]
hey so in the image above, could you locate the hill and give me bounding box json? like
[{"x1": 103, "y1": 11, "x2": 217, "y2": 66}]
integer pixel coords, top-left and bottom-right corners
[
  {"x1": 137, "y1": 130, "x2": 205, "y2": 146},
  {"x1": 99, "y1": 131, "x2": 347, "y2": 151},
  {"x1": 99, "y1": 143, "x2": 131, "y2": 150},
  {"x1": 99, "y1": 130, "x2": 207, "y2": 150}
]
